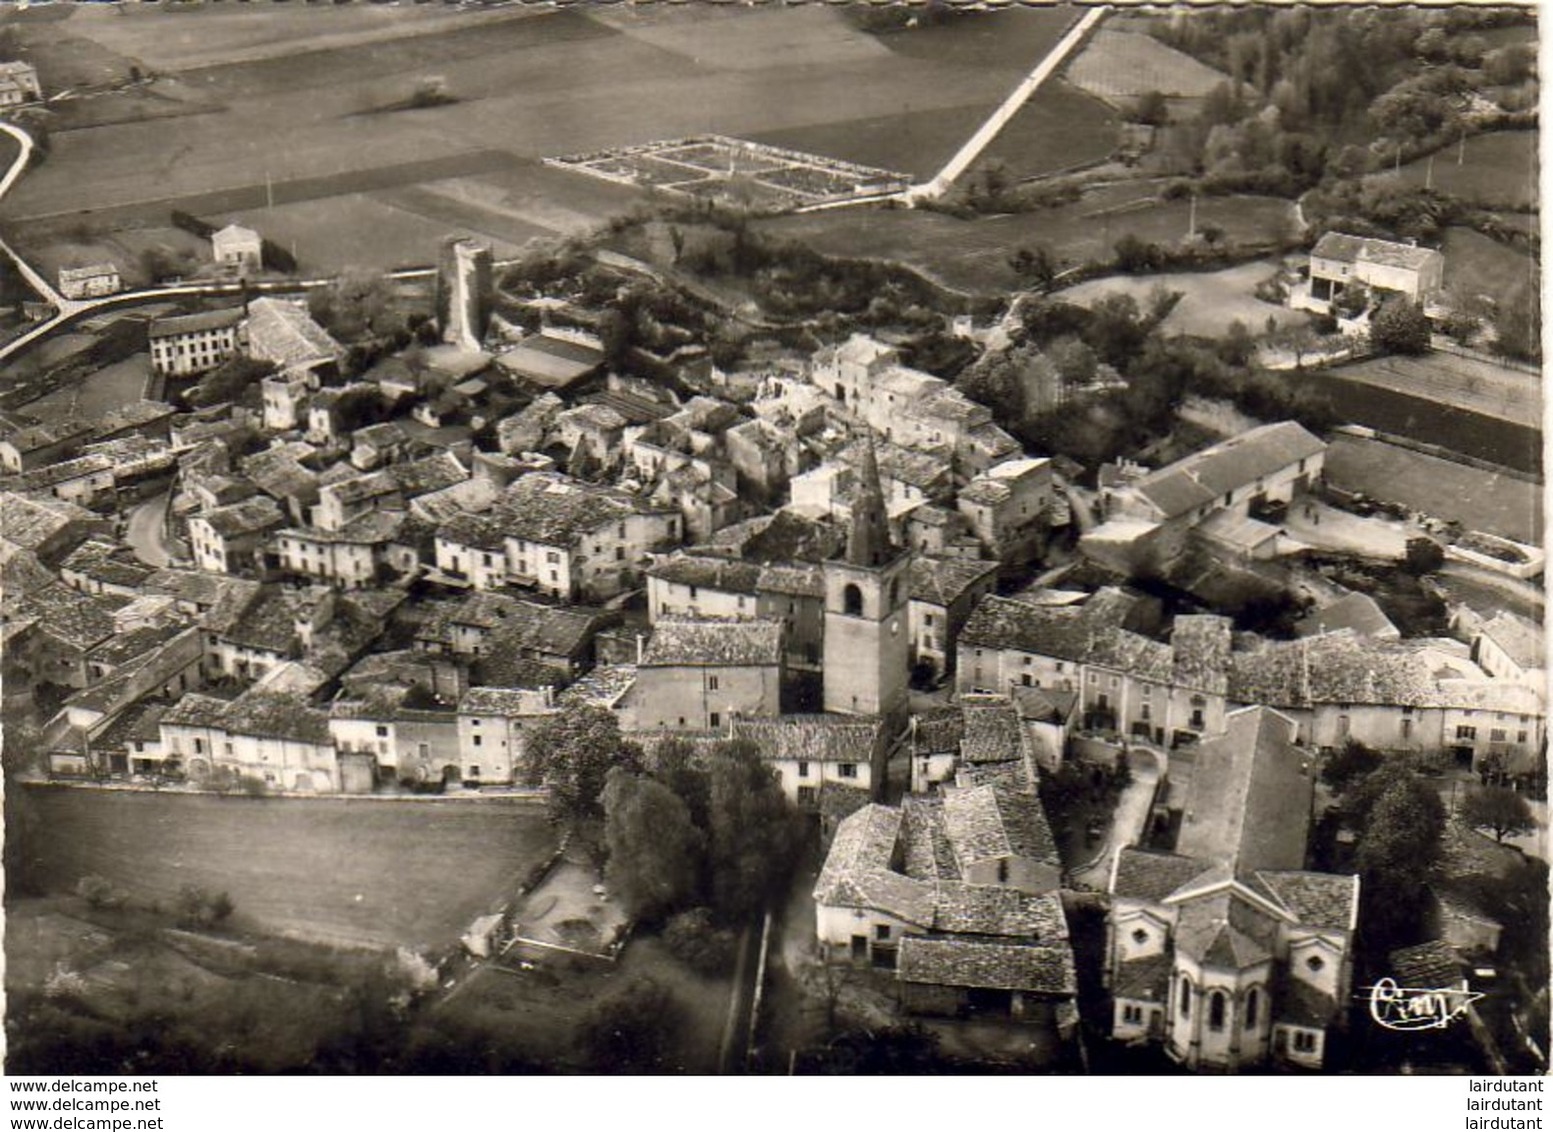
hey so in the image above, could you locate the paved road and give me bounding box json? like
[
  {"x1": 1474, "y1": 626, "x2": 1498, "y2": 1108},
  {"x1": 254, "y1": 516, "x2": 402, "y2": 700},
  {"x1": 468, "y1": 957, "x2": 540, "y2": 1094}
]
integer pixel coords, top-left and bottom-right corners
[
  {"x1": 1070, "y1": 749, "x2": 1161, "y2": 892},
  {"x1": 125, "y1": 490, "x2": 174, "y2": 568},
  {"x1": 0, "y1": 120, "x2": 74, "y2": 310}
]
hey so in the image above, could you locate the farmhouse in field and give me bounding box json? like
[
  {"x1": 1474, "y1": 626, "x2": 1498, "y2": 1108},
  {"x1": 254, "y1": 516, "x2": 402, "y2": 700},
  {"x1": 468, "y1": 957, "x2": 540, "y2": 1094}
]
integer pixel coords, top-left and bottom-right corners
[
  {"x1": 0, "y1": 60, "x2": 41, "y2": 105},
  {"x1": 1105, "y1": 706, "x2": 1359, "y2": 1072},
  {"x1": 212, "y1": 223, "x2": 263, "y2": 273},
  {"x1": 58, "y1": 263, "x2": 122, "y2": 300},
  {"x1": 1295, "y1": 231, "x2": 1445, "y2": 316}
]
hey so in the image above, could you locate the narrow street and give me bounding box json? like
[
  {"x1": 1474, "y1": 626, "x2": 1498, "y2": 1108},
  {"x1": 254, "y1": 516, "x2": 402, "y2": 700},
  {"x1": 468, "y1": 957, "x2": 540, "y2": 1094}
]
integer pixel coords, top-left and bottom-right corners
[{"x1": 125, "y1": 489, "x2": 175, "y2": 568}]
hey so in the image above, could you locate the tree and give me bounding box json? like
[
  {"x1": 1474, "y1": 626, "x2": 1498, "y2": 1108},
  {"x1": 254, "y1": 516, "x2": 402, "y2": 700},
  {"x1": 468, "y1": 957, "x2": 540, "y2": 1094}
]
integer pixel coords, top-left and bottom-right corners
[
  {"x1": 1113, "y1": 233, "x2": 1163, "y2": 274},
  {"x1": 577, "y1": 977, "x2": 683, "y2": 1072},
  {"x1": 1402, "y1": 536, "x2": 1445, "y2": 576},
  {"x1": 662, "y1": 907, "x2": 738, "y2": 975},
  {"x1": 525, "y1": 705, "x2": 644, "y2": 826},
  {"x1": 1131, "y1": 89, "x2": 1169, "y2": 127},
  {"x1": 1460, "y1": 786, "x2": 1536, "y2": 844},
  {"x1": 705, "y1": 741, "x2": 801, "y2": 922},
  {"x1": 1493, "y1": 279, "x2": 1541, "y2": 363},
  {"x1": 309, "y1": 270, "x2": 405, "y2": 344},
  {"x1": 1321, "y1": 738, "x2": 1383, "y2": 794},
  {"x1": 1008, "y1": 244, "x2": 1058, "y2": 292},
  {"x1": 183, "y1": 357, "x2": 275, "y2": 410},
  {"x1": 1047, "y1": 335, "x2": 1098, "y2": 387},
  {"x1": 1369, "y1": 296, "x2": 1431, "y2": 355},
  {"x1": 1355, "y1": 769, "x2": 1446, "y2": 946},
  {"x1": 601, "y1": 768, "x2": 703, "y2": 922}
]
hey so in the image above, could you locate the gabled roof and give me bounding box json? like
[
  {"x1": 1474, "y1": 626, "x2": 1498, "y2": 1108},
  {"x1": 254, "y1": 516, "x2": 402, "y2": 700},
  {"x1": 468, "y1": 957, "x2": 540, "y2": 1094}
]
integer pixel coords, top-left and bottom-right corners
[
  {"x1": 245, "y1": 297, "x2": 344, "y2": 369},
  {"x1": 812, "y1": 804, "x2": 936, "y2": 926},
  {"x1": 959, "y1": 586, "x2": 1140, "y2": 659},
  {"x1": 1254, "y1": 870, "x2": 1358, "y2": 932},
  {"x1": 1175, "y1": 706, "x2": 1310, "y2": 874},
  {"x1": 730, "y1": 714, "x2": 883, "y2": 764},
  {"x1": 941, "y1": 782, "x2": 1059, "y2": 869},
  {"x1": 1478, "y1": 610, "x2": 1545, "y2": 668},
  {"x1": 196, "y1": 495, "x2": 284, "y2": 539},
  {"x1": 1111, "y1": 848, "x2": 1215, "y2": 903},
  {"x1": 641, "y1": 618, "x2": 783, "y2": 668},
  {"x1": 1311, "y1": 231, "x2": 1442, "y2": 272},
  {"x1": 149, "y1": 307, "x2": 244, "y2": 339},
  {"x1": 1127, "y1": 422, "x2": 1325, "y2": 521},
  {"x1": 1294, "y1": 591, "x2": 1399, "y2": 642},
  {"x1": 897, "y1": 937, "x2": 1076, "y2": 995},
  {"x1": 646, "y1": 552, "x2": 761, "y2": 594},
  {"x1": 909, "y1": 554, "x2": 998, "y2": 608}
]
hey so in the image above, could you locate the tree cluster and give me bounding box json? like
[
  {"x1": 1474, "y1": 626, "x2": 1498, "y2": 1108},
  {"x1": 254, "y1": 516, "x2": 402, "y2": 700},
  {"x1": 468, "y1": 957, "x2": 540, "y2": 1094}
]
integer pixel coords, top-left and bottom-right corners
[{"x1": 601, "y1": 738, "x2": 802, "y2": 931}]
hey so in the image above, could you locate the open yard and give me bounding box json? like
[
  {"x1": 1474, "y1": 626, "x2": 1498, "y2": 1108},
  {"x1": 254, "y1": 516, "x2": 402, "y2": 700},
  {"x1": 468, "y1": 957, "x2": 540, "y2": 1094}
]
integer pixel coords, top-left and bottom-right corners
[
  {"x1": 1055, "y1": 260, "x2": 1305, "y2": 337},
  {"x1": 20, "y1": 353, "x2": 151, "y2": 424},
  {"x1": 1373, "y1": 130, "x2": 1538, "y2": 210},
  {"x1": 761, "y1": 190, "x2": 1296, "y2": 294},
  {"x1": 1324, "y1": 433, "x2": 1543, "y2": 545},
  {"x1": 10, "y1": 787, "x2": 558, "y2": 952}
]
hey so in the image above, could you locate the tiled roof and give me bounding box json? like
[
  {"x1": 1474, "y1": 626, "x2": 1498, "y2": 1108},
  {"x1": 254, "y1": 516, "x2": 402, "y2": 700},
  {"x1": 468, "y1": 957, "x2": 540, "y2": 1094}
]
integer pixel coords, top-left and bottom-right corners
[
  {"x1": 1111, "y1": 849, "x2": 1214, "y2": 902},
  {"x1": 812, "y1": 804, "x2": 936, "y2": 926},
  {"x1": 242, "y1": 443, "x2": 319, "y2": 503},
  {"x1": 86, "y1": 622, "x2": 183, "y2": 668},
  {"x1": 480, "y1": 600, "x2": 602, "y2": 659},
  {"x1": 942, "y1": 782, "x2": 1059, "y2": 869},
  {"x1": 959, "y1": 586, "x2": 1139, "y2": 659},
  {"x1": 642, "y1": 618, "x2": 783, "y2": 668},
  {"x1": 958, "y1": 696, "x2": 1026, "y2": 764},
  {"x1": 900, "y1": 794, "x2": 959, "y2": 881},
  {"x1": 1129, "y1": 422, "x2": 1325, "y2": 521},
  {"x1": 755, "y1": 561, "x2": 824, "y2": 597},
  {"x1": 730, "y1": 714, "x2": 882, "y2": 764},
  {"x1": 1312, "y1": 231, "x2": 1442, "y2": 272},
  {"x1": 557, "y1": 664, "x2": 637, "y2": 709},
  {"x1": 1228, "y1": 632, "x2": 1489, "y2": 710},
  {"x1": 6, "y1": 583, "x2": 117, "y2": 651},
  {"x1": 165, "y1": 689, "x2": 331, "y2": 745},
  {"x1": 60, "y1": 540, "x2": 153, "y2": 589},
  {"x1": 911, "y1": 706, "x2": 964, "y2": 756},
  {"x1": 0, "y1": 491, "x2": 98, "y2": 551},
  {"x1": 1112, "y1": 953, "x2": 1172, "y2": 1002},
  {"x1": 931, "y1": 885, "x2": 1067, "y2": 940},
  {"x1": 1169, "y1": 615, "x2": 1233, "y2": 694},
  {"x1": 409, "y1": 477, "x2": 500, "y2": 525},
  {"x1": 1175, "y1": 707, "x2": 1311, "y2": 874},
  {"x1": 493, "y1": 472, "x2": 660, "y2": 546},
  {"x1": 198, "y1": 495, "x2": 284, "y2": 539},
  {"x1": 897, "y1": 937, "x2": 1075, "y2": 995},
  {"x1": 437, "y1": 510, "x2": 509, "y2": 553},
  {"x1": 388, "y1": 453, "x2": 468, "y2": 499},
  {"x1": 1479, "y1": 610, "x2": 1545, "y2": 669},
  {"x1": 1275, "y1": 974, "x2": 1339, "y2": 1029},
  {"x1": 1255, "y1": 870, "x2": 1357, "y2": 932},
  {"x1": 459, "y1": 686, "x2": 557, "y2": 717},
  {"x1": 909, "y1": 554, "x2": 997, "y2": 607},
  {"x1": 149, "y1": 307, "x2": 244, "y2": 339},
  {"x1": 144, "y1": 569, "x2": 255, "y2": 610},
  {"x1": 245, "y1": 297, "x2": 344, "y2": 369},
  {"x1": 1293, "y1": 593, "x2": 1393, "y2": 642},
  {"x1": 646, "y1": 552, "x2": 761, "y2": 593}
]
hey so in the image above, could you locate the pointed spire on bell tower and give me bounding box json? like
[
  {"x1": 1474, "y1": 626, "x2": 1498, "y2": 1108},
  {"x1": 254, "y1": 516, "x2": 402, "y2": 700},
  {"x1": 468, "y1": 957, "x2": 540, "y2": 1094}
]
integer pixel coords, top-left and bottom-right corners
[{"x1": 845, "y1": 434, "x2": 896, "y2": 568}]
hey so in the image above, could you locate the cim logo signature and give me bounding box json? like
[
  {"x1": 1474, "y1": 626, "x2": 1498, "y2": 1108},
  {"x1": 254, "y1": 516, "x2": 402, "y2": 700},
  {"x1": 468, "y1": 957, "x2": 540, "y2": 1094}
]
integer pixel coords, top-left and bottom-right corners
[{"x1": 1366, "y1": 977, "x2": 1484, "y2": 1031}]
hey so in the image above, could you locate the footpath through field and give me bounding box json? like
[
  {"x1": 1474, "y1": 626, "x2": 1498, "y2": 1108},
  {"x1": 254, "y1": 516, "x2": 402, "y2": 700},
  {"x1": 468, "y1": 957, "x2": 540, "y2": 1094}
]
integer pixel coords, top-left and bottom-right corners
[{"x1": 906, "y1": 5, "x2": 1108, "y2": 203}]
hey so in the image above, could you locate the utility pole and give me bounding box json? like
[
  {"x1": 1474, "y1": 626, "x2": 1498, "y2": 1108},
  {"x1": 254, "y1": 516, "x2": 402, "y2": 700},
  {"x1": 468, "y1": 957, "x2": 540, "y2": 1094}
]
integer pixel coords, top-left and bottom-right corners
[
  {"x1": 1188, "y1": 192, "x2": 1198, "y2": 241},
  {"x1": 1426, "y1": 154, "x2": 1434, "y2": 191},
  {"x1": 266, "y1": 169, "x2": 274, "y2": 212}
]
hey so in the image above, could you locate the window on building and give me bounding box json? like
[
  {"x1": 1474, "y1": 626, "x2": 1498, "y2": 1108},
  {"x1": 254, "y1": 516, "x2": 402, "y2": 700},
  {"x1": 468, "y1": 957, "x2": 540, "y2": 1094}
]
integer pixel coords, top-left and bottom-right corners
[
  {"x1": 709, "y1": 712, "x2": 721, "y2": 729},
  {"x1": 1123, "y1": 1004, "x2": 1144, "y2": 1025},
  {"x1": 1292, "y1": 1030, "x2": 1317, "y2": 1054},
  {"x1": 797, "y1": 785, "x2": 816, "y2": 806},
  {"x1": 1306, "y1": 955, "x2": 1325, "y2": 974},
  {"x1": 1246, "y1": 988, "x2": 1260, "y2": 1029},
  {"x1": 924, "y1": 613, "x2": 935, "y2": 627},
  {"x1": 838, "y1": 763, "x2": 858, "y2": 779},
  {"x1": 842, "y1": 584, "x2": 863, "y2": 616},
  {"x1": 708, "y1": 675, "x2": 720, "y2": 691},
  {"x1": 1021, "y1": 673, "x2": 1032, "y2": 687},
  {"x1": 997, "y1": 859, "x2": 1009, "y2": 884},
  {"x1": 472, "y1": 735, "x2": 482, "y2": 747},
  {"x1": 1491, "y1": 728, "x2": 1507, "y2": 742},
  {"x1": 1208, "y1": 992, "x2": 1227, "y2": 1032},
  {"x1": 1179, "y1": 979, "x2": 1191, "y2": 1018},
  {"x1": 468, "y1": 766, "x2": 480, "y2": 779},
  {"x1": 1457, "y1": 725, "x2": 1478, "y2": 741},
  {"x1": 797, "y1": 760, "x2": 810, "y2": 778},
  {"x1": 1132, "y1": 928, "x2": 1148, "y2": 945},
  {"x1": 876, "y1": 924, "x2": 891, "y2": 942},
  {"x1": 375, "y1": 724, "x2": 389, "y2": 737},
  {"x1": 1518, "y1": 731, "x2": 1528, "y2": 744}
]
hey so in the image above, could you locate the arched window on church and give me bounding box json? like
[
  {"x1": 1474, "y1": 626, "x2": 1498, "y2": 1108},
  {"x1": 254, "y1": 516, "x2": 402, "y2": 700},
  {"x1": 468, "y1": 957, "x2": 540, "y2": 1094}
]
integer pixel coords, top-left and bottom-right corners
[
  {"x1": 1209, "y1": 991, "x2": 1227, "y2": 1032},
  {"x1": 889, "y1": 578, "x2": 900, "y2": 606},
  {"x1": 1245, "y1": 987, "x2": 1260, "y2": 1030},
  {"x1": 1179, "y1": 977, "x2": 1192, "y2": 1018},
  {"x1": 843, "y1": 583, "x2": 863, "y2": 617}
]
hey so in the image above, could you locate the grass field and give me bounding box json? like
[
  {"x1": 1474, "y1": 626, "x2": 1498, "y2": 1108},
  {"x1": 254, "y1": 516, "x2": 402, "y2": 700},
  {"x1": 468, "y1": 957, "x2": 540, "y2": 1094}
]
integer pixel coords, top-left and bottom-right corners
[
  {"x1": 1324, "y1": 434, "x2": 1542, "y2": 545},
  {"x1": 1, "y1": 4, "x2": 1120, "y2": 283},
  {"x1": 1441, "y1": 225, "x2": 1539, "y2": 303},
  {"x1": 21, "y1": 353, "x2": 151, "y2": 423},
  {"x1": 11, "y1": 787, "x2": 558, "y2": 951},
  {"x1": 1324, "y1": 348, "x2": 1540, "y2": 427},
  {"x1": 761, "y1": 190, "x2": 1295, "y2": 294},
  {"x1": 979, "y1": 81, "x2": 1121, "y2": 179},
  {"x1": 1055, "y1": 261, "x2": 1304, "y2": 337},
  {"x1": 1372, "y1": 130, "x2": 1538, "y2": 210},
  {"x1": 1066, "y1": 28, "x2": 1231, "y2": 101}
]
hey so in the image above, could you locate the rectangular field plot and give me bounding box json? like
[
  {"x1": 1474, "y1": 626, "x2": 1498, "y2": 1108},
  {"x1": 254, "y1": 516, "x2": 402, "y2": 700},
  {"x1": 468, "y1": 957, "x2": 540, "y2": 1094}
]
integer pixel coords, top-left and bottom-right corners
[
  {"x1": 550, "y1": 135, "x2": 912, "y2": 211},
  {"x1": 10, "y1": 787, "x2": 558, "y2": 952}
]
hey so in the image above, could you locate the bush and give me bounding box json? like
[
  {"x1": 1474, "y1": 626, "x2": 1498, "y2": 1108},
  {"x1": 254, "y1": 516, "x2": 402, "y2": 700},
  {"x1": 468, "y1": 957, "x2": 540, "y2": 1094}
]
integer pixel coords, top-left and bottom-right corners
[
  {"x1": 663, "y1": 907, "x2": 738, "y2": 976},
  {"x1": 76, "y1": 875, "x2": 117, "y2": 909},
  {"x1": 1369, "y1": 296, "x2": 1431, "y2": 355}
]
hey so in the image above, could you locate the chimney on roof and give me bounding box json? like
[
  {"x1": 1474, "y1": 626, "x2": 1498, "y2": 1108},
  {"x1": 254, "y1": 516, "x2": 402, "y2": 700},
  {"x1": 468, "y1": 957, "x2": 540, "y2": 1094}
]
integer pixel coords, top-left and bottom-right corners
[{"x1": 635, "y1": 632, "x2": 645, "y2": 666}]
